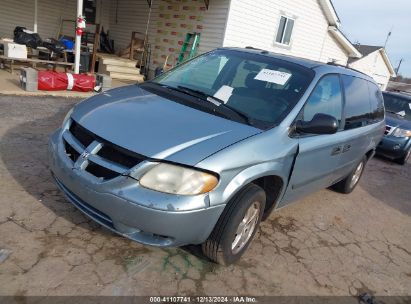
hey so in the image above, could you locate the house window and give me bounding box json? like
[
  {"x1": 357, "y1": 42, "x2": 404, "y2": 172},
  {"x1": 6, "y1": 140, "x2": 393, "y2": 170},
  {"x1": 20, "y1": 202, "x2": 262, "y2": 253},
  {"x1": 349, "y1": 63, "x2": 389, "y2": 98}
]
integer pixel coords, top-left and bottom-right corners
[{"x1": 275, "y1": 16, "x2": 295, "y2": 45}]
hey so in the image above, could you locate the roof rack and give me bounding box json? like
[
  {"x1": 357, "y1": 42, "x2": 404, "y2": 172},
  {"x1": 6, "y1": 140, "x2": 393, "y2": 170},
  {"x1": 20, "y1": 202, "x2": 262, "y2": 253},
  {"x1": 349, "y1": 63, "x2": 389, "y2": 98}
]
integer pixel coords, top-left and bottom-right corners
[
  {"x1": 245, "y1": 46, "x2": 261, "y2": 50},
  {"x1": 245, "y1": 46, "x2": 269, "y2": 54},
  {"x1": 326, "y1": 61, "x2": 370, "y2": 78},
  {"x1": 326, "y1": 61, "x2": 348, "y2": 68}
]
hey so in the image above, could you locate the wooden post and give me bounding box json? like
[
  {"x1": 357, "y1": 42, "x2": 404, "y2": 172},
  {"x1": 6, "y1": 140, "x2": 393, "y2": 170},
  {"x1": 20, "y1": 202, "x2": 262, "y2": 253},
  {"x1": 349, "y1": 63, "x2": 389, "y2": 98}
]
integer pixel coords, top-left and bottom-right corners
[
  {"x1": 90, "y1": 24, "x2": 101, "y2": 73},
  {"x1": 129, "y1": 31, "x2": 136, "y2": 60}
]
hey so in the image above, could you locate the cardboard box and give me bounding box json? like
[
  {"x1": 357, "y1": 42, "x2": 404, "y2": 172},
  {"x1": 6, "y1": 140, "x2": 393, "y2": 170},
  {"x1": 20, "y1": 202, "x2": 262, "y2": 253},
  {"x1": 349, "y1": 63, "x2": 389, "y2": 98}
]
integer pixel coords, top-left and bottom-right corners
[{"x1": 4, "y1": 42, "x2": 27, "y2": 59}]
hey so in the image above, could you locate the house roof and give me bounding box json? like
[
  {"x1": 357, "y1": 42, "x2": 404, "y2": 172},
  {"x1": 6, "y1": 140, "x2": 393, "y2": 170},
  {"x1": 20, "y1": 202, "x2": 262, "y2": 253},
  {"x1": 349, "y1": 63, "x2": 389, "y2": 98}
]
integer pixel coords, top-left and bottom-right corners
[
  {"x1": 328, "y1": 26, "x2": 362, "y2": 58},
  {"x1": 355, "y1": 45, "x2": 383, "y2": 56},
  {"x1": 318, "y1": 1, "x2": 361, "y2": 58},
  {"x1": 318, "y1": 0, "x2": 341, "y2": 27},
  {"x1": 349, "y1": 44, "x2": 396, "y2": 76}
]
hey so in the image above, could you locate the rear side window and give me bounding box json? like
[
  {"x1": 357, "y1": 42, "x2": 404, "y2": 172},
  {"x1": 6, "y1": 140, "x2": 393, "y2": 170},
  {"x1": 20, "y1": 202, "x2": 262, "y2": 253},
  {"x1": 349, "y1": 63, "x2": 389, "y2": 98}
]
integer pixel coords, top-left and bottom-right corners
[
  {"x1": 302, "y1": 74, "x2": 343, "y2": 126},
  {"x1": 341, "y1": 75, "x2": 371, "y2": 130},
  {"x1": 368, "y1": 82, "x2": 385, "y2": 123}
]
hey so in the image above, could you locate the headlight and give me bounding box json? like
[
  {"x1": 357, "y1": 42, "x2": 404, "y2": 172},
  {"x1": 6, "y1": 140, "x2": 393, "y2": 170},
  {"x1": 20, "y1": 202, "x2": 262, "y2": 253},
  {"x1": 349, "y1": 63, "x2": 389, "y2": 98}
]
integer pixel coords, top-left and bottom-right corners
[
  {"x1": 392, "y1": 128, "x2": 411, "y2": 138},
  {"x1": 139, "y1": 163, "x2": 218, "y2": 195},
  {"x1": 62, "y1": 108, "x2": 74, "y2": 127}
]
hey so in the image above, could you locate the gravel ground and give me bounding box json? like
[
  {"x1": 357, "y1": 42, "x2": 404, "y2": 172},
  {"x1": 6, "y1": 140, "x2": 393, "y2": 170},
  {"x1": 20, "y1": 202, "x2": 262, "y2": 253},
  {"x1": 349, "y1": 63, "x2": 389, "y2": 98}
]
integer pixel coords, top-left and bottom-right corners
[{"x1": 0, "y1": 95, "x2": 410, "y2": 297}]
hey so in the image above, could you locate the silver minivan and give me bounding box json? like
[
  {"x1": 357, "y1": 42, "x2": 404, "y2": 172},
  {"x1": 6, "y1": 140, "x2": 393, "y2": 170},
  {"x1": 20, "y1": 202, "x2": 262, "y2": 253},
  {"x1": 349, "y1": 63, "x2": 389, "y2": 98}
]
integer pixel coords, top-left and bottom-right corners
[{"x1": 49, "y1": 48, "x2": 385, "y2": 265}]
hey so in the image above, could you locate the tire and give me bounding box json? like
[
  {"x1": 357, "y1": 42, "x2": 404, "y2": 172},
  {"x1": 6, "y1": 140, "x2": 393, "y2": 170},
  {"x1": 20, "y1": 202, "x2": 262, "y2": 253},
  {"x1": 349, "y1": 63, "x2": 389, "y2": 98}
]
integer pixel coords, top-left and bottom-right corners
[
  {"x1": 332, "y1": 156, "x2": 367, "y2": 194},
  {"x1": 395, "y1": 148, "x2": 411, "y2": 165},
  {"x1": 202, "y1": 183, "x2": 266, "y2": 265}
]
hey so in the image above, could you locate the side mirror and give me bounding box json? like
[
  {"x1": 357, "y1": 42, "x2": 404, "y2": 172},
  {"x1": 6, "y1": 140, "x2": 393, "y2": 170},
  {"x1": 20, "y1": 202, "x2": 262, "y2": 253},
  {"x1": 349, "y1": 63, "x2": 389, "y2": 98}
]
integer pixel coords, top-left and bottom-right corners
[{"x1": 296, "y1": 113, "x2": 338, "y2": 135}]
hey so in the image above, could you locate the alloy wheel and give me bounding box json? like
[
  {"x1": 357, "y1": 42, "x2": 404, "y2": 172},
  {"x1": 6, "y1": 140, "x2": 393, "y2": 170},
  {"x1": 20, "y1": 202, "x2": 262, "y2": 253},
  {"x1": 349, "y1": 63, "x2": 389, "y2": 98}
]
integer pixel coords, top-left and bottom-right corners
[
  {"x1": 231, "y1": 201, "x2": 261, "y2": 254},
  {"x1": 350, "y1": 161, "x2": 364, "y2": 188}
]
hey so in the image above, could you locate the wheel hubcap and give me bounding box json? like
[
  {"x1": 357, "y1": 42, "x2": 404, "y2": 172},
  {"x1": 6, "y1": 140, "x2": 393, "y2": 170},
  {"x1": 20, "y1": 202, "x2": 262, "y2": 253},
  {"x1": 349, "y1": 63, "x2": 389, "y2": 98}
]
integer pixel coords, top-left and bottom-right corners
[
  {"x1": 231, "y1": 201, "x2": 261, "y2": 254},
  {"x1": 350, "y1": 161, "x2": 364, "y2": 188}
]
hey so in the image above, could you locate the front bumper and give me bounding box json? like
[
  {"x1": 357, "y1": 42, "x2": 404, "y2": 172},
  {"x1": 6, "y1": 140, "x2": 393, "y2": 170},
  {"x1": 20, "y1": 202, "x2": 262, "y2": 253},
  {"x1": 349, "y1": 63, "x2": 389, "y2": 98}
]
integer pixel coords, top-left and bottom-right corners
[
  {"x1": 376, "y1": 136, "x2": 411, "y2": 159},
  {"x1": 48, "y1": 129, "x2": 225, "y2": 247}
]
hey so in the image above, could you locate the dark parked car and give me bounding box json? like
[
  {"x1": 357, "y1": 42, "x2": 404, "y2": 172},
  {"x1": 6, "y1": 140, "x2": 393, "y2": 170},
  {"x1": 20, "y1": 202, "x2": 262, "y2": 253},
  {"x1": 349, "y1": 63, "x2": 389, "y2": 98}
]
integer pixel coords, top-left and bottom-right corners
[{"x1": 377, "y1": 91, "x2": 411, "y2": 165}]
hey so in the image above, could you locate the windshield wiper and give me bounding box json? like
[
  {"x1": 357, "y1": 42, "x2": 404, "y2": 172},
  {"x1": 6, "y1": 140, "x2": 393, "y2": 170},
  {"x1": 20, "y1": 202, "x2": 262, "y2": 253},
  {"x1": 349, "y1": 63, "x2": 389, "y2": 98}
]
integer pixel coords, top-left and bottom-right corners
[
  {"x1": 176, "y1": 86, "x2": 254, "y2": 126},
  {"x1": 149, "y1": 83, "x2": 254, "y2": 126}
]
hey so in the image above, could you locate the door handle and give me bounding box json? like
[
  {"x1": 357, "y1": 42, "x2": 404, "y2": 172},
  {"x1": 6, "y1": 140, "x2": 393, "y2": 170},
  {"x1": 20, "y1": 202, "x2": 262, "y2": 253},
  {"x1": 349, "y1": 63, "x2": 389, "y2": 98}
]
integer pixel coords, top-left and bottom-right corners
[
  {"x1": 331, "y1": 146, "x2": 342, "y2": 156},
  {"x1": 343, "y1": 144, "x2": 351, "y2": 153}
]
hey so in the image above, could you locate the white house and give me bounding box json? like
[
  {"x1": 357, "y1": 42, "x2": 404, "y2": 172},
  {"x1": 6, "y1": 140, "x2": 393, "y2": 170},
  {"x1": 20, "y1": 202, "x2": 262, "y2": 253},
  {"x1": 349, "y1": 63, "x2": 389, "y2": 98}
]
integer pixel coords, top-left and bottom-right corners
[
  {"x1": 348, "y1": 45, "x2": 396, "y2": 90},
  {"x1": 0, "y1": 0, "x2": 364, "y2": 77}
]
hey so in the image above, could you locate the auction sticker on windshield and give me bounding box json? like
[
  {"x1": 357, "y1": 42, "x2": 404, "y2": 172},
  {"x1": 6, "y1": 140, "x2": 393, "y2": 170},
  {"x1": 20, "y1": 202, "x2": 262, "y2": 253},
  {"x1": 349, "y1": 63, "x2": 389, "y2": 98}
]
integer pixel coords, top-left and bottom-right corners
[{"x1": 254, "y1": 69, "x2": 292, "y2": 85}]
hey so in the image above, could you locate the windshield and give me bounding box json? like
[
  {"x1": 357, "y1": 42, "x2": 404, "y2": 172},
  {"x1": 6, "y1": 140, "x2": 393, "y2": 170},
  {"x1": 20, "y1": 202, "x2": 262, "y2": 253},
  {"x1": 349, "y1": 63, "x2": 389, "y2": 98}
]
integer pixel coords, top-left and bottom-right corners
[
  {"x1": 151, "y1": 49, "x2": 314, "y2": 128},
  {"x1": 383, "y1": 93, "x2": 411, "y2": 121}
]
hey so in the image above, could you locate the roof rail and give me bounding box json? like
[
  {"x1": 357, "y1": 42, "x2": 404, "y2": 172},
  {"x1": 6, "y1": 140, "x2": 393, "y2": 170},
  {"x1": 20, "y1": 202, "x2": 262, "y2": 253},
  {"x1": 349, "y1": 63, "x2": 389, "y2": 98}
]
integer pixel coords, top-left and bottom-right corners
[
  {"x1": 326, "y1": 61, "x2": 370, "y2": 78},
  {"x1": 245, "y1": 46, "x2": 269, "y2": 54},
  {"x1": 245, "y1": 46, "x2": 261, "y2": 50}
]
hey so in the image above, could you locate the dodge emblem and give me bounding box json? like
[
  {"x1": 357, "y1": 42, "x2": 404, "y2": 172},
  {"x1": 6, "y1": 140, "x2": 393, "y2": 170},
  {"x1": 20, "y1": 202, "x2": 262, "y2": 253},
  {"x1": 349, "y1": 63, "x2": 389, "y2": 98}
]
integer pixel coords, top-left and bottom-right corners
[{"x1": 80, "y1": 151, "x2": 90, "y2": 159}]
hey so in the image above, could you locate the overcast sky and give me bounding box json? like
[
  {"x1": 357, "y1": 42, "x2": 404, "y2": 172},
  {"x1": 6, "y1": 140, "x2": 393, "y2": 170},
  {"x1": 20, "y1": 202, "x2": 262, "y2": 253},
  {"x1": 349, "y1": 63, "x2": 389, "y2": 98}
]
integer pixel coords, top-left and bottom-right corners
[{"x1": 332, "y1": 0, "x2": 411, "y2": 77}]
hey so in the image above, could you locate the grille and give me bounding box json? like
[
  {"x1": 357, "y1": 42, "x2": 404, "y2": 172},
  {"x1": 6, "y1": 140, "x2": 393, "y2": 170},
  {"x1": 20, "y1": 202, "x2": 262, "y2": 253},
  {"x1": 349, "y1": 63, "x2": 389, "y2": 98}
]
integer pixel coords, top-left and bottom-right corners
[
  {"x1": 98, "y1": 144, "x2": 145, "y2": 168},
  {"x1": 64, "y1": 139, "x2": 80, "y2": 162},
  {"x1": 385, "y1": 125, "x2": 393, "y2": 136},
  {"x1": 69, "y1": 120, "x2": 94, "y2": 147},
  {"x1": 85, "y1": 162, "x2": 120, "y2": 180},
  {"x1": 63, "y1": 119, "x2": 146, "y2": 180}
]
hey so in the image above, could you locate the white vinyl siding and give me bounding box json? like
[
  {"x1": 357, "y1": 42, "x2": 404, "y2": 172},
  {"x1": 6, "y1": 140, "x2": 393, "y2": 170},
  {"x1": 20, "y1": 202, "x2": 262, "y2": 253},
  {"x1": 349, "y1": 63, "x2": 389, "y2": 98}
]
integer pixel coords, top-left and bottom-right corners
[
  {"x1": 319, "y1": 31, "x2": 349, "y2": 65},
  {"x1": 198, "y1": 0, "x2": 230, "y2": 54},
  {"x1": 349, "y1": 50, "x2": 392, "y2": 90},
  {"x1": 223, "y1": 0, "x2": 349, "y2": 63}
]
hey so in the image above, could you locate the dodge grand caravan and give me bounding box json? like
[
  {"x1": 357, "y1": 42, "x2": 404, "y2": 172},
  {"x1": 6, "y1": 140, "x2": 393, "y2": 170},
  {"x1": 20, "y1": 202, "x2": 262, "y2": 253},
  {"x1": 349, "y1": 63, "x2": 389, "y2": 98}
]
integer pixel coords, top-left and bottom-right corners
[{"x1": 49, "y1": 48, "x2": 385, "y2": 265}]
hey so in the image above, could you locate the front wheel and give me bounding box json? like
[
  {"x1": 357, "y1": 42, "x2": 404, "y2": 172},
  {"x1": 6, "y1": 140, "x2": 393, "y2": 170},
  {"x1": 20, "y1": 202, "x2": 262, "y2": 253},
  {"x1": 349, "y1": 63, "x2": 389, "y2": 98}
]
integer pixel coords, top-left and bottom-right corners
[
  {"x1": 332, "y1": 156, "x2": 367, "y2": 194},
  {"x1": 396, "y1": 148, "x2": 411, "y2": 165},
  {"x1": 202, "y1": 184, "x2": 266, "y2": 265}
]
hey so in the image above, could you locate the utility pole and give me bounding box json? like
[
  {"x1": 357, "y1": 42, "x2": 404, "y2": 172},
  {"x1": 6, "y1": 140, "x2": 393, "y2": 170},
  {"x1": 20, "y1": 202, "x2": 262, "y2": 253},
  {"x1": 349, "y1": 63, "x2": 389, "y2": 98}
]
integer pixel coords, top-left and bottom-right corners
[
  {"x1": 384, "y1": 27, "x2": 393, "y2": 48},
  {"x1": 396, "y1": 59, "x2": 404, "y2": 74}
]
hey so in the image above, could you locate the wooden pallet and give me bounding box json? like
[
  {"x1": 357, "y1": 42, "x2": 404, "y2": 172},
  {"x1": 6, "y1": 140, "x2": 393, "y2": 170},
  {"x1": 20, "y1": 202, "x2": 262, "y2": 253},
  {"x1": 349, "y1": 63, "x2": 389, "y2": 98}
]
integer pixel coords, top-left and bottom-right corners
[{"x1": 0, "y1": 55, "x2": 74, "y2": 73}]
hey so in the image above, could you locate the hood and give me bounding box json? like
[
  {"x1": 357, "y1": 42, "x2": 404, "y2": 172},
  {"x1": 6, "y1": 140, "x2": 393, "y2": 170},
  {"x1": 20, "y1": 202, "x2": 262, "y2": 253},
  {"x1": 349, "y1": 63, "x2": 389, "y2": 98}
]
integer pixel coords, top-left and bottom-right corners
[
  {"x1": 71, "y1": 85, "x2": 261, "y2": 166},
  {"x1": 386, "y1": 112, "x2": 411, "y2": 130}
]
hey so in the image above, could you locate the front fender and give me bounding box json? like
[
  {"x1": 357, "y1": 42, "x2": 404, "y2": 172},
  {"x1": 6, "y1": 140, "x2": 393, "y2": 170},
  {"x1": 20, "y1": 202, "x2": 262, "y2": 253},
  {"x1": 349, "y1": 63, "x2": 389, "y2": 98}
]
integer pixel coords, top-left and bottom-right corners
[{"x1": 207, "y1": 156, "x2": 294, "y2": 208}]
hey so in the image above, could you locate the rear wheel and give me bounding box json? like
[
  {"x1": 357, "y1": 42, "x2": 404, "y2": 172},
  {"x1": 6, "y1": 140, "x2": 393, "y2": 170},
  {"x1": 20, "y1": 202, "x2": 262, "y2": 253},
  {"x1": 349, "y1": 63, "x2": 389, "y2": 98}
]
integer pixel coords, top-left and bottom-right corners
[
  {"x1": 202, "y1": 184, "x2": 266, "y2": 265},
  {"x1": 332, "y1": 156, "x2": 367, "y2": 194},
  {"x1": 395, "y1": 148, "x2": 411, "y2": 165}
]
